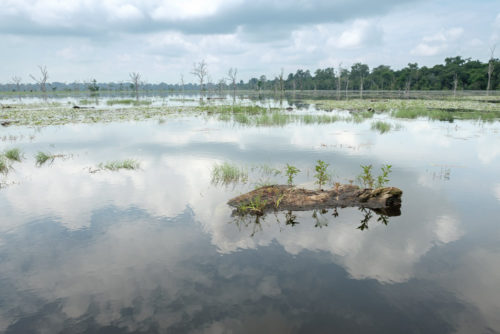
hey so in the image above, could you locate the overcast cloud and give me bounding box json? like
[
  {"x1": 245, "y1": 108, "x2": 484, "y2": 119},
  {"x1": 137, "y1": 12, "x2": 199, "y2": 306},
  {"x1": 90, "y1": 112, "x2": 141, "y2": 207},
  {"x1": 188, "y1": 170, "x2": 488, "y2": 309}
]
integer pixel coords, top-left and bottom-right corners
[{"x1": 0, "y1": 0, "x2": 499, "y2": 83}]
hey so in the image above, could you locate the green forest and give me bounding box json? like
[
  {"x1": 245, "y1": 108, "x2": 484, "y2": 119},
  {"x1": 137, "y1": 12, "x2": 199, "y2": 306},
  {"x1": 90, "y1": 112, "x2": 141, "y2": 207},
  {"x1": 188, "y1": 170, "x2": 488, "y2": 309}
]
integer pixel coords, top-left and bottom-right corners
[{"x1": 247, "y1": 56, "x2": 500, "y2": 92}]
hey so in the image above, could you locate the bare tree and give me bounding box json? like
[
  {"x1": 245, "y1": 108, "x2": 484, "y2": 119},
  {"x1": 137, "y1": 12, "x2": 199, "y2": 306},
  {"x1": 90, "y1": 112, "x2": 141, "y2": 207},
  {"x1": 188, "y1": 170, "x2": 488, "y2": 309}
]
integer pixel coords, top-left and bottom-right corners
[
  {"x1": 217, "y1": 78, "x2": 226, "y2": 95},
  {"x1": 359, "y1": 74, "x2": 365, "y2": 99},
  {"x1": 487, "y1": 45, "x2": 496, "y2": 96},
  {"x1": 337, "y1": 63, "x2": 342, "y2": 99},
  {"x1": 191, "y1": 60, "x2": 208, "y2": 96},
  {"x1": 345, "y1": 76, "x2": 349, "y2": 99},
  {"x1": 129, "y1": 72, "x2": 141, "y2": 100},
  {"x1": 227, "y1": 67, "x2": 238, "y2": 97},
  {"x1": 30, "y1": 65, "x2": 49, "y2": 93},
  {"x1": 11, "y1": 76, "x2": 22, "y2": 100},
  {"x1": 180, "y1": 74, "x2": 185, "y2": 95},
  {"x1": 453, "y1": 73, "x2": 458, "y2": 98},
  {"x1": 278, "y1": 68, "x2": 284, "y2": 94}
]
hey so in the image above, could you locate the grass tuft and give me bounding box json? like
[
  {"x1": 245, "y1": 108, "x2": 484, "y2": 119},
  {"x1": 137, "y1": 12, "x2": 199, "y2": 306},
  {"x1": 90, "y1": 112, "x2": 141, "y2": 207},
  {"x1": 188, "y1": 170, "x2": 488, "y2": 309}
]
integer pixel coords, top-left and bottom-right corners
[
  {"x1": 4, "y1": 148, "x2": 22, "y2": 162},
  {"x1": 371, "y1": 121, "x2": 392, "y2": 134},
  {"x1": 0, "y1": 156, "x2": 9, "y2": 174},
  {"x1": 211, "y1": 162, "x2": 248, "y2": 185},
  {"x1": 36, "y1": 152, "x2": 54, "y2": 166},
  {"x1": 99, "y1": 159, "x2": 140, "y2": 171}
]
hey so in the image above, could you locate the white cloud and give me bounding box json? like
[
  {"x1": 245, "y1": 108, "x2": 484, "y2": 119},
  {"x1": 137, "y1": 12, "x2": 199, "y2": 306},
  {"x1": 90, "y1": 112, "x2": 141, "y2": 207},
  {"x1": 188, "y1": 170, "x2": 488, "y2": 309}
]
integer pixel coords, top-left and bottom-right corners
[
  {"x1": 412, "y1": 27, "x2": 464, "y2": 56},
  {"x1": 337, "y1": 20, "x2": 383, "y2": 49},
  {"x1": 494, "y1": 184, "x2": 500, "y2": 202},
  {"x1": 412, "y1": 43, "x2": 445, "y2": 56}
]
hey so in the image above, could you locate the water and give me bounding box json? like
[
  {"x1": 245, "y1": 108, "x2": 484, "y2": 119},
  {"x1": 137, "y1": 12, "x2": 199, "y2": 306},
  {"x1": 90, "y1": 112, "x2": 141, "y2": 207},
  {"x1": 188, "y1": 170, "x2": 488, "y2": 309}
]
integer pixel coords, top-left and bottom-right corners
[{"x1": 1, "y1": 99, "x2": 500, "y2": 333}]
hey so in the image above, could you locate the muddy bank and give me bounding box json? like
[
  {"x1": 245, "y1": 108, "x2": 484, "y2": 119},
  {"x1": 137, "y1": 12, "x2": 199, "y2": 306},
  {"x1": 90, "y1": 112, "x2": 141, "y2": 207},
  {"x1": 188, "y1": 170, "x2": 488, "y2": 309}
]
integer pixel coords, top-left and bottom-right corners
[{"x1": 228, "y1": 184, "x2": 402, "y2": 216}]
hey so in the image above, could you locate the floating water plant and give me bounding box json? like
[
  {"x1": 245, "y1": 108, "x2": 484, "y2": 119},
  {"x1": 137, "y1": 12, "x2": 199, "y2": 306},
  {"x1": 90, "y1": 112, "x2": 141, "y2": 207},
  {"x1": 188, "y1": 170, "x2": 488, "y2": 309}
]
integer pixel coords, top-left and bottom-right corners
[
  {"x1": 211, "y1": 162, "x2": 248, "y2": 185},
  {"x1": 98, "y1": 159, "x2": 140, "y2": 171}
]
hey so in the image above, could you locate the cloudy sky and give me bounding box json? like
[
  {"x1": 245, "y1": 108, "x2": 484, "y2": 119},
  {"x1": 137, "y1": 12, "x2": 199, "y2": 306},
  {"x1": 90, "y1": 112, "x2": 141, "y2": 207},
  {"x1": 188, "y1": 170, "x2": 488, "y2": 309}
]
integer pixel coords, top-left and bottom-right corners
[{"x1": 1, "y1": 0, "x2": 499, "y2": 83}]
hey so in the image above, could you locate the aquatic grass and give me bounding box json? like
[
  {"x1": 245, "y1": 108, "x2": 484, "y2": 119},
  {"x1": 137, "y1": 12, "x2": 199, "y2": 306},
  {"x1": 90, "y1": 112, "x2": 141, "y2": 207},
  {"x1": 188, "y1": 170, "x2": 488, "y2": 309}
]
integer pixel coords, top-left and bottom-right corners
[
  {"x1": 252, "y1": 164, "x2": 281, "y2": 177},
  {"x1": 371, "y1": 121, "x2": 392, "y2": 134},
  {"x1": 233, "y1": 113, "x2": 250, "y2": 124},
  {"x1": 35, "y1": 151, "x2": 63, "y2": 166},
  {"x1": 211, "y1": 162, "x2": 248, "y2": 185},
  {"x1": 99, "y1": 159, "x2": 140, "y2": 171},
  {"x1": 0, "y1": 156, "x2": 9, "y2": 174},
  {"x1": 311, "y1": 98, "x2": 500, "y2": 122},
  {"x1": 4, "y1": 148, "x2": 22, "y2": 162}
]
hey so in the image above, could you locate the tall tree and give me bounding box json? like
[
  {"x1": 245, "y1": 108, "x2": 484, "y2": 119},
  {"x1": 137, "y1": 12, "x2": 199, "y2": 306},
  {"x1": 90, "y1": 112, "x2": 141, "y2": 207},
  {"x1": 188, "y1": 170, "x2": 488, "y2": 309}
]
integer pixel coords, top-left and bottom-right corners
[
  {"x1": 227, "y1": 68, "x2": 238, "y2": 97},
  {"x1": 30, "y1": 65, "x2": 48, "y2": 93},
  {"x1": 191, "y1": 60, "x2": 208, "y2": 95},
  {"x1": 129, "y1": 72, "x2": 141, "y2": 100},
  {"x1": 487, "y1": 45, "x2": 496, "y2": 96}
]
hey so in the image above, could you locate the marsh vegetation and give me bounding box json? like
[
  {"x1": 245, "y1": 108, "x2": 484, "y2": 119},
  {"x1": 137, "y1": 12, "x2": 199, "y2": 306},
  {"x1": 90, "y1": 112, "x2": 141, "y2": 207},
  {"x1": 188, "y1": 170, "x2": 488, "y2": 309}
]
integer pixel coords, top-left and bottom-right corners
[{"x1": 98, "y1": 159, "x2": 140, "y2": 171}]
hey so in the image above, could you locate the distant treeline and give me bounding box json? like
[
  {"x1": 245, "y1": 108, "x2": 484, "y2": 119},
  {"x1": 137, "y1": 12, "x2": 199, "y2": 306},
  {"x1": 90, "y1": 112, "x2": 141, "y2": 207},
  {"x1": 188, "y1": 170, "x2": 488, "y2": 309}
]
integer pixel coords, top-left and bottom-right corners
[{"x1": 1, "y1": 56, "x2": 498, "y2": 93}]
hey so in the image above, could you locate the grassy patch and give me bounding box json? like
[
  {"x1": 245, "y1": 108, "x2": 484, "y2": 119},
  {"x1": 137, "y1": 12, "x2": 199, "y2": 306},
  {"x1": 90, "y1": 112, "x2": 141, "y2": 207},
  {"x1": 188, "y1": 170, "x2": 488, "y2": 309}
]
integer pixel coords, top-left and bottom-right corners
[
  {"x1": 36, "y1": 152, "x2": 56, "y2": 166},
  {"x1": 371, "y1": 121, "x2": 392, "y2": 134},
  {"x1": 4, "y1": 148, "x2": 22, "y2": 162},
  {"x1": 310, "y1": 98, "x2": 500, "y2": 122},
  {"x1": 211, "y1": 162, "x2": 248, "y2": 185},
  {"x1": 98, "y1": 159, "x2": 140, "y2": 171}
]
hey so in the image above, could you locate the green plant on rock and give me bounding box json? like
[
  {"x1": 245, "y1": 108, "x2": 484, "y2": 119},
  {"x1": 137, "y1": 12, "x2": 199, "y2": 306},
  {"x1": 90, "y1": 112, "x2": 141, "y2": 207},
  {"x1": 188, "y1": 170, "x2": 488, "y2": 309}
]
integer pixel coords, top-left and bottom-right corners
[
  {"x1": 357, "y1": 164, "x2": 392, "y2": 189},
  {"x1": 314, "y1": 160, "x2": 330, "y2": 190},
  {"x1": 285, "y1": 163, "x2": 300, "y2": 186},
  {"x1": 357, "y1": 164, "x2": 375, "y2": 188},
  {"x1": 376, "y1": 164, "x2": 392, "y2": 188},
  {"x1": 237, "y1": 195, "x2": 268, "y2": 215}
]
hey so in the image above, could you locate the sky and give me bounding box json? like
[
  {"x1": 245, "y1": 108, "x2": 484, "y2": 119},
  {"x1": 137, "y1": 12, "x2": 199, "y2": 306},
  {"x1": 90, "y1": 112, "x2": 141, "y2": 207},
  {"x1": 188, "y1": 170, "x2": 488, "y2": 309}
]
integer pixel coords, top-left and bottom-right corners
[{"x1": 0, "y1": 0, "x2": 499, "y2": 84}]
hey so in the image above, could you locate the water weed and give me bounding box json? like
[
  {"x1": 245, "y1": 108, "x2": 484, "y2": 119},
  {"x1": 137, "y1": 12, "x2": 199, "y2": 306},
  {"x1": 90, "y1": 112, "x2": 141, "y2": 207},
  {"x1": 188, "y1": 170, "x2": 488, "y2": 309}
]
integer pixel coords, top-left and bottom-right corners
[
  {"x1": 36, "y1": 151, "x2": 55, "y2": 166},
  {"x1": 99, "y1": 159, "x2": 140, "y2": 171},
  {"x1": 371, "y1": 121, "x2": 392, "y2": 134},
  {"x1": 0, "y1": 156, "x2": 9, "y2": 174},
  {"x1": 4, "y1": 148, "x2": 22, "y2": 162},
  {"x1": 211, "y1": 162, "x2": 248, "y2": 185}
]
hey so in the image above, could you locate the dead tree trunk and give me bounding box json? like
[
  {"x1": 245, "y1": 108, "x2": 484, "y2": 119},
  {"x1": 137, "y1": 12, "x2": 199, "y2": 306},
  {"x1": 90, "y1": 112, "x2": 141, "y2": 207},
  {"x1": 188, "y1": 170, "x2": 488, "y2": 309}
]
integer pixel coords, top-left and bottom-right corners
[
  {"x1": 487, "y1": 46, "x2": 496, "y2": 96},
  {"x1": 228, "y1": 184, "x2": 402, "y2": 217}
]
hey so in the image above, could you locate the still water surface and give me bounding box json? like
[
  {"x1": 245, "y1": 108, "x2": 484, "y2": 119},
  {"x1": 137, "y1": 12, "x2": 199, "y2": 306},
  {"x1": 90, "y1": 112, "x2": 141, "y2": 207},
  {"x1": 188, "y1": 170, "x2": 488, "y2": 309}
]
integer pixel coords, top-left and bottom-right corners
[{"x1": 0, "y1": 100, "x2": 500, "y2": 333}]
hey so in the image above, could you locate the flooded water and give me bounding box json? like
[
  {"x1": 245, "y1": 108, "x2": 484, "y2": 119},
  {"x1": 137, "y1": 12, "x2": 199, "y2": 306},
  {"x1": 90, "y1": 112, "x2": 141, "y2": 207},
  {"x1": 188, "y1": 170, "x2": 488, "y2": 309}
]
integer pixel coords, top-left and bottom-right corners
[{"x1": 1, "y1": 97, "x2": 500, "y2": 333}]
